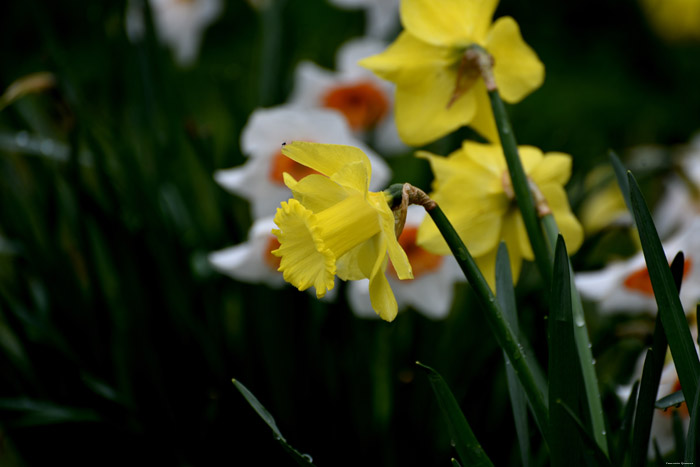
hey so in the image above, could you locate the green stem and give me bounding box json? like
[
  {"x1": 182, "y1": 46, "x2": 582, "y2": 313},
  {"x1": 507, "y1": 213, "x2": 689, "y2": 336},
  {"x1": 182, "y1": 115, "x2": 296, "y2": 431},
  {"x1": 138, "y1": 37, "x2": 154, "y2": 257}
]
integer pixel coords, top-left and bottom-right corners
[
  {"x1": 427, "y1": 204, "x2": 550, "y2": 443},
  {"x1": 488, "y1": 90, "x2": 553, "y2": 286},
  {"x1": 542, "y1": 214, "x2": 609, "y2": 456}
]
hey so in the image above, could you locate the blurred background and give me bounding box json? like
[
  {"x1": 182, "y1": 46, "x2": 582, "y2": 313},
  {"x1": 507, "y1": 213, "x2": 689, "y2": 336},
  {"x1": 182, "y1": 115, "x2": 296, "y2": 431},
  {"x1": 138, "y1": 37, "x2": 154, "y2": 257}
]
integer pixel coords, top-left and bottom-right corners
[{"x1": 1, "y1": 0, "x2": 700, "y2": 465}]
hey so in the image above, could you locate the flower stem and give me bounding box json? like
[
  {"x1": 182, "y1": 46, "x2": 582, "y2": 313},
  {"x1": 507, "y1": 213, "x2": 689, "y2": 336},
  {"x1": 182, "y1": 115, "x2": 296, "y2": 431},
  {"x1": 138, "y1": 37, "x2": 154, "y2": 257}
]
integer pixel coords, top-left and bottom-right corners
[
  {"x1": 542, "y1": 214, "x2": 609, "y2": 456},
  {"x1": 424, "y1": 200, "x2": 550, "y2": 443},
  {"x1": 488, "y1": 89, "x2": 553, "y2": 286}
]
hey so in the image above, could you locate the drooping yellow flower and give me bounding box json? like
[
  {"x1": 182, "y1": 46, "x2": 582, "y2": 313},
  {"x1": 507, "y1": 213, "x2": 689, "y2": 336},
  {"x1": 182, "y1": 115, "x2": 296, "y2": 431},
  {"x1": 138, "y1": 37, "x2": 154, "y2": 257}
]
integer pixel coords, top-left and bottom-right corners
[
  {"x1": 417, "y1": 141, "x2": 583, "y2": 289},
  {"x1": 359, "y1": 0, "x2": 544, "y2": 146},
  {"x1": 272, "y1": 141, "x2": 413, "y2": 321}
]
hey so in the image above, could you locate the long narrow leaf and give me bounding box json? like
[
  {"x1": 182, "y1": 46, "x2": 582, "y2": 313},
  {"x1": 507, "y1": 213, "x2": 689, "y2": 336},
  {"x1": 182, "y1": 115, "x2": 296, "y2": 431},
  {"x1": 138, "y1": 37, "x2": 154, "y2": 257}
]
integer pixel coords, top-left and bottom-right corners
[
  {"x1": 615, "y1": 381, "x2": 639, "y2": 465},
  {"x1": 631, "y1": 251, "x2": 685, "y2": 466},
  {"x1": 632, "y1": 349, "x2": 657, "y2": 467},
  {"x1": 685, "y1": 375, "x2": 700, "y2": 462},
  {"x1": 656, "y1": 390, "x2": 685, "y2": 410},
  {"x1": 416, "y1": 362, "x2": 493, "y2": 467},
  {"x1": 557, "y1": 400, "x2": 613, "y2": 467},
  {"x1": 496, "y1": 243, "x2": 530, "y2": 467},
  {"x1": 548, "y1": 235, "x2": 592, "y2": 465},
  {"x1": 628, "y1": 173, "x2": 700, "y2": 413},
  {"x1": 232, "y1": 379, "x2": 315, "y2": 466},
  {"x1": 608, "y1": 150, "x2": 632, "y2": 213}
]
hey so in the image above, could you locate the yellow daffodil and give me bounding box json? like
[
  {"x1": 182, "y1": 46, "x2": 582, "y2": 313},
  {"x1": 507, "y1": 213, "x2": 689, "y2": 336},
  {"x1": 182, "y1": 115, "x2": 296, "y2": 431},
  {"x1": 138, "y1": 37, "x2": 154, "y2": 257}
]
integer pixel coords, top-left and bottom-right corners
[
  {"x1": 359, "y1": 0, "x2": 544, "y2": 146},
  {"x1": 272, "y1": 141, "x2": 412, "y2": 321},
  {"x1": 417, "y1": 141, "x2": 583, "y2": 288}
]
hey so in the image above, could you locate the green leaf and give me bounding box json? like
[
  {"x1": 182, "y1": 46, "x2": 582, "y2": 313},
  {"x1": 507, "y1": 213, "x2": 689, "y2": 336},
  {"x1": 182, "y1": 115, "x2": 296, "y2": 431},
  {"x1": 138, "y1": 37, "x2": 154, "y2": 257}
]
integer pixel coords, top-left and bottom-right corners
[
  {"x1": 685, "y1": 375, "x2": 700, "y2": 463},
  {"x1": 556, "y1": 400, "x2": 613, "y2": 467},
  {"x1": 631, "y1": 251, "x2": 684, "y2": 466},
  {"x1": 451, "y1": 458, "x2": 462, "y2": 467},
  {"x1": 548, "y1": 235, "x2": 593, "y2": 466},
  {"x1": 656, "y1": 390, "x2": 685, "y2": 410},
  {"x1": 232, "y1": 379, "x2": 315, "y2": 466},
  {"x1": 628, "y1": 173, "x2": 700, "y2": 413},
  {"x1": 0, "y1": 398, "x2": 101, "y2": 427},
  {"x1": 615, "y1": 380, "x2": 638, "y2": 465},
  {"x1": 496, "y1": 243, "x2": 530, "y2": 467},
  {"x1": 416, "y1": 362, "x2": 493, "y2": 467},
  {"x1": 672, "y1": 410, "x2": 685, "y2": 461},
  {"x1": 632, "y1": 349, "x2": 657, "y2": 467},
  {"x1": 608, "y1": 150, "x2": 632, "y2": 214}
]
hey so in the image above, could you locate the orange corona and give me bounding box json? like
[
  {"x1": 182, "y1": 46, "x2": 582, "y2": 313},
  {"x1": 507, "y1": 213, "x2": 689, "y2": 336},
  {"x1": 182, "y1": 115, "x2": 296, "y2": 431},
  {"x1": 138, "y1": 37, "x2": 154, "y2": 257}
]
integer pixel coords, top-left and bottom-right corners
[
  {"x1": 322, "y1": 81, "x2": 389, "y2": 131},
  {"x1": 623, "y1": 259, "x2": 692, "y2": 296}
]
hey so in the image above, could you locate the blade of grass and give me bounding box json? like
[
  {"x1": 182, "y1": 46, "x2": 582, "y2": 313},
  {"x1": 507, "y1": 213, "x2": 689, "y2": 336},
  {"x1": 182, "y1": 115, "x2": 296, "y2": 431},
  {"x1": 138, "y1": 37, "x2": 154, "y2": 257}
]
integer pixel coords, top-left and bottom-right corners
[
  {"x1": 631, "y1": 349, "x2": 657, "y2": 467},
  {"x1": 416, "y1": 362, "x2": 493, "y2": 467},
  {"x1": 685, "y1": 375, "x2": 700, "y2": 463},
  {"x1": 631, "y1": 251, "x2": 684, "y2": 466},
  {"x1": 608, "y1": 150, "x2": 632, "y2": 213},
  {"x1": 615, "y1": 380, "x2": 639, "y2": 465},
  {"x1": 672, "y1": 410, "x2": 685, "y2": 461},
  {"x1": 656, "y1": 390, "x2": 685, "y2": 410},
  {"x1": 232, "y1": 379, "x2": 315, "y2": 466},
  {"x1": 451, "y1": 458, "x2": 462, "y2": 467},
  {"x1": 496, "y1": 243, "x2": 531, "y2": 466},
  {"x1": 628, "y1": 172, "x2": 700, "y2": 413},
  {"x1": 542, "y1": 214, "x2": 608, "y2": 455},
  {"x1": 548, "y1": 235, "x2": 592, "y2": 465},
  {"x1": 556, "y1": 400, "x2": 613, "y2": 467}
]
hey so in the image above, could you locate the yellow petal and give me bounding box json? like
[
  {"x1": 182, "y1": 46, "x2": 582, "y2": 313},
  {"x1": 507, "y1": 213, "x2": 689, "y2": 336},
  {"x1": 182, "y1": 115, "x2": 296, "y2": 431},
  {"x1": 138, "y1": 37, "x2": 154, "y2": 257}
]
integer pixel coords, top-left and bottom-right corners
[
  {"x1": 282, "y1": 142, "x2": 371, "y2": 187},
  {"x1": 529, "y1": 152, "x2": 572, "y2": 186},
  {"x1": 360, "y1": 32, "x2": 458, "y2": 88},
  {"x1": 517, "y1": 146, "x2": 544, "y2": 174},
  {"x1": 461, "y1": 140, "x2": 507, "y2": 175},
  {"x1": 541, "y1": 184, "x2": 584, "y2": 254},
  {"x1": 474, "y1": 248, "x2": 498, "y2": 292},
  {"x1": 336, "y1": 236, "x2": 381, "y2": 281},
  {"x1": 368, "y1": 260, "x2": 399, "y2": 321},
  {"x1": 400, "y1": 0, "x2": 498, "y2": 47},
  {"x1": 394, "y1": 77, "x2": 477, "y2": 146},
  {"x1": 417, "y1": 195, "x2": 505, "y2": 257},
  {"x1": 272, "y1": 199, "x2": 336, "y2": 298},
  {"x1": 468, "y1": 81, "x2": 500, "y2": 143},
  {"x1": 369, "y1": 191, "x2": 413, "y2": 280},
  {"x1": 330, "y1": 160, "x2": 369, "y2": 193},
  {"x1": 502, "y1": 210, "x2": 528, "y2": 274},
  {"x1": 286, "y1": 174, "x2": 348, "y2": 213},
  {"x1": 485, "y1": 16, "x2": 544, "y2": 103}
]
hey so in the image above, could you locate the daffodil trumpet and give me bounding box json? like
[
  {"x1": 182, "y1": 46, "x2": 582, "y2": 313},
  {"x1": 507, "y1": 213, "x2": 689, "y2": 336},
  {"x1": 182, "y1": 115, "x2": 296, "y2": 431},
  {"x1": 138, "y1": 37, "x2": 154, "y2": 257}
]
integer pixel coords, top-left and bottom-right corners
[{"x1": 385, "y1": 182, "x2": 549, "y2": 438}]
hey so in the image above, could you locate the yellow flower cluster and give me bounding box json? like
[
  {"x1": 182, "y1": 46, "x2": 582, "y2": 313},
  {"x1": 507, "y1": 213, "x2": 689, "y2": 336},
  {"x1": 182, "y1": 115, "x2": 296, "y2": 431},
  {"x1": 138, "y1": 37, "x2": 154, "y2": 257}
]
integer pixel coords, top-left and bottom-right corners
[
  {"x1": 417, "y1": 141, "x2": 583, "y2": 288},
  {"x1": 360, "y1": 0, "x2": 544, "y2": 146},
  {"x1": 272, "y1": 141, "x2": 413, "y2": 321}
]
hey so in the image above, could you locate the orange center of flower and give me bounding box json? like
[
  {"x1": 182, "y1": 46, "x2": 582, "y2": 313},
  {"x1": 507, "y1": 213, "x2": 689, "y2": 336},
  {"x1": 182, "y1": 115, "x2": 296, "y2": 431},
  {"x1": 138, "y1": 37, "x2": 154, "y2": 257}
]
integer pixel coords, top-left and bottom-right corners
[
  {"x1": 263, "y1": 235, "x2": 282, "y2": 270},
  {"x1": 388, "y1": 226, "x2": 443, "y2": 279},
  {"x1": 268, "y1": 150, "x2": 321, "y2": 185},
  {"x1": 321, "y1": 81, "x2": 389, "y2": 131},
  {"x1": 623, "y1": 259, "x2": 692, "y2": 296}
]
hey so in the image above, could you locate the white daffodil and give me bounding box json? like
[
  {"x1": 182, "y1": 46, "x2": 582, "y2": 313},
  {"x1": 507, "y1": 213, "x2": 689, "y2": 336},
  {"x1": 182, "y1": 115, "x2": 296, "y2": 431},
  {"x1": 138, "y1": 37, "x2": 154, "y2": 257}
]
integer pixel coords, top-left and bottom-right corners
[
  {"x1": 208, "y1": 217, "x2": 285, "y2": 288},
  {"x1": 576, "y1": 217, "x2": 700, "y2": 314},
  {"x1": 126, "y1": 0, "x2": 223, "y2": 66},
  {"x1": 214, "y1": 106, "x2": 390, "y2": 219},
  {"x1": 288, "y1": 38, "x2": 406, "y2": 155},
  {"x1": 327, "y1": 0, "x2": 400, "y2": 39},
  {"x1": 347, "y1": 206, "x2": 464, "y2": 319},
  {"x1": 654, "y1": 135, "x2": 700, "y2": 238},
  {"x1": 616, "y1": 323, "x2": 698, "y2": 457}
]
